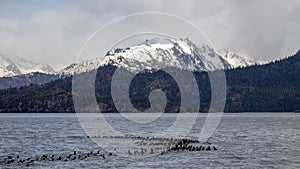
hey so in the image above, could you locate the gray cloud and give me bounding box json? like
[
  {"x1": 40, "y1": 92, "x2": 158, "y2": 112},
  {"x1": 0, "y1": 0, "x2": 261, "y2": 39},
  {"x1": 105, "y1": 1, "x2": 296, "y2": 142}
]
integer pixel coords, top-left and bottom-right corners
[{"x1": 0, "y1": 0, "x2": 299, "y2": 70}]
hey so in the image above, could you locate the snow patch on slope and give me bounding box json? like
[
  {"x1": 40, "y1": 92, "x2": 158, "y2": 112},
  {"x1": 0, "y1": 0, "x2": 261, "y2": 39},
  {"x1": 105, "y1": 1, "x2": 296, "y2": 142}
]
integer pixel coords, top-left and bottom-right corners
[
  {"x1": 218, "y1": 49, "x2": 257, "y2": 68},
  {"x1": 60, "y1": 37, "x2": 232, "y2": 75},
  {"x1": 0, "y1": 53, "x2": 56, "y2": 77}
]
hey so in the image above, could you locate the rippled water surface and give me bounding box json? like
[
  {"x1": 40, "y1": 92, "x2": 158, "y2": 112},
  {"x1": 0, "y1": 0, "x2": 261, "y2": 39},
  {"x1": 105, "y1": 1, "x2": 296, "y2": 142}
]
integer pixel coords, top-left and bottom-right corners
[{"x1": 0, "y1": 113, "x2": 299, "y2": 168}]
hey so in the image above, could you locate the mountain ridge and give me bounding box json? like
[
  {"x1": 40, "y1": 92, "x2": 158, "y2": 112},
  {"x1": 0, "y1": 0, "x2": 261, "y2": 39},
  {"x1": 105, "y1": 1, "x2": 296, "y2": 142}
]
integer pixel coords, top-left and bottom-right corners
[
  {"x1": 59, "y1": 38, "x2": 257, "y2": 76},
  {"x1": 0, "y1": 38, "x2": 267, "y2": 89},
  {"x1": 0, "y1": 50, "x2": 299, "y2": 113},
  {"x1": 218, "y1": 49, "x2": 258, "y2": 68},
  {"x1": 0, "y1": 53, "x2": 56, "y2": 77}
]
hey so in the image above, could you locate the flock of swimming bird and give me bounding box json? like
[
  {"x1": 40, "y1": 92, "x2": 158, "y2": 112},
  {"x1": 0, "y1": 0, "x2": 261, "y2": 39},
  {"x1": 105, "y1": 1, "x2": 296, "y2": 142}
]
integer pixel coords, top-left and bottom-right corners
[
  {"x1": 163, "y1": 138, "x2": 217, "y2": 153},
  {"x1": 0, "y1": 150, "x2": 112, "y2": 167},
  {"x1": 0, "y1": 136, "x2": 217, "y2": 167},
  {"x1": 0, "y1": 151, "x2": 113, "y2": 167}
]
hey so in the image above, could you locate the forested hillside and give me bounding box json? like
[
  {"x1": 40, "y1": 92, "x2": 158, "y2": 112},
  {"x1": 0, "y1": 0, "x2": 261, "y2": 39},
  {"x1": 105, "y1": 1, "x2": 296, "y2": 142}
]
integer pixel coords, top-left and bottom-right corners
[{"x1": 0, "y1": 50, "x2": 299, "y2": 113}]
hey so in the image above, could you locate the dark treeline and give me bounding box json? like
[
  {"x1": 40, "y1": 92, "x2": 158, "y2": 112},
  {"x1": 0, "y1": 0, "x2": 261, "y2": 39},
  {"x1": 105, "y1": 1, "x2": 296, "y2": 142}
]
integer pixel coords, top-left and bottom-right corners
[
  {"x1": 0, "y1": 72, "x2": 59, "y2": 89},
  {"x1": 0, "y1": 50, "x2": 299, "y2": 113}
]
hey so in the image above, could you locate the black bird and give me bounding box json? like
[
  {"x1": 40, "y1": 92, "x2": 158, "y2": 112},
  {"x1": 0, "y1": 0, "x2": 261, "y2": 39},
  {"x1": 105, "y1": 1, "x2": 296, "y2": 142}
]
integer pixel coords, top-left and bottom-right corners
[
  {"x1": 213, "y1": 146, "x2": 217, "y2": 151},
  {"x1": 57, "y1": 156, "x2": 62, "y2": 161},
  {"x1": 68, "y1": 151, "x2": 77, "y2": 159},
  {"x1": 80, "y1": 155, "x2": 88, "y2": 160},
  {"x1": 93, "y1": 151, "x2": 100, "y2": 156},
  {"x1": 50, "y1": 155, "x2": 55, "y2": 161},
  {"x1": 41, "y1": 155, "x2": 47, "y2": 161},
  {"x1": 26, "y1": 160, "x2": 34, "y2": 167},
  {"x1": 100, "y1": 154, "x2": 106, "y2": 159}
]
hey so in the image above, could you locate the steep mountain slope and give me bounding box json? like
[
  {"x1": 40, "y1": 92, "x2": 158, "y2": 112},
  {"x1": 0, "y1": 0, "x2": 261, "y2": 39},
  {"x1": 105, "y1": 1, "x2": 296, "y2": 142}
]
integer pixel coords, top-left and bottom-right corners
[
  {"x1": 59, "y1": 38, "x2": 232, "y2": 75},
  {"x1": 12, "y1": 56, "x2": 56, "y2": 75},
  {"x1": 218, "y1": 49, "x2": 258, "y2": 68},
  {"x1": 0, "y1": 53, "x2": 55, "y2": 77},
  {"x1": 0, "y1": 54, "x2": 22, "y2": 77},
  {"x1": 225, "y1": 50, "x2": 300, "y2": 112}
]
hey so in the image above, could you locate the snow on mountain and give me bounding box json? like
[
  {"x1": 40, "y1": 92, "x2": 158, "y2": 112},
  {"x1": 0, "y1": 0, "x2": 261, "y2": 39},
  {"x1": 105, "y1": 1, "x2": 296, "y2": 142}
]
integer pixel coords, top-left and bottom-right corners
[
  {"x1": 12, "y1": 56, "x2": 56, "y2": 75},
  {"x1": 60, "y1": 37, "x2": 232, "y2": 75},
  {"x1": 218, "y1": 49, "x2": 257, "y2": 68},
  {"x1": 58, "y1": 58, "x2": 106, "y2": 76},
  {"x1": 0, "y1": 54, "x2": 22, "y2": 77},
  {"x1": 0, "y1": 53, "x2": 56, "y2": 77}
]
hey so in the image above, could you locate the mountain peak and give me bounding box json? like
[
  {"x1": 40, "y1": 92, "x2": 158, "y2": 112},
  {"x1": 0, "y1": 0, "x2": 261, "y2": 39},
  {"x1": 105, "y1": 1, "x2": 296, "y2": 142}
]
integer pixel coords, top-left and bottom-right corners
[
  {"x1": 218, "y1": 49, "x2": 257, "y2": 68},
  {"x1": 61, "y1": 37, "x2": 233, "y2": 75},
  {"x1": 0, "y1": 53, "x2": 56, "y2": 77},
  {"x1": 141, "y1": 37, "x2": 170, "y2": 46}
]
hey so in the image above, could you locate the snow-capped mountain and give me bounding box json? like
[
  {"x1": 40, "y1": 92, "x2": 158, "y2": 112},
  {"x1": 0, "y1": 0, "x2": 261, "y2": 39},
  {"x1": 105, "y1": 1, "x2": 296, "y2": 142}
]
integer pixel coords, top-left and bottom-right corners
[
  {"x1": 12, "y1": 56, "x2": 56, "y2": 75},
  {"x1": 0, "y1": 53, "x2": 56, "y2": 77},
  {"x1": 218, "y1": 49, "x2": 257, "y2": 68},
  {"x1": 0, "y1": 54, "x2": 22, "y2": 77},
  {"x1": 60, "y1": 37, "x2": 232, "y2": 75}
]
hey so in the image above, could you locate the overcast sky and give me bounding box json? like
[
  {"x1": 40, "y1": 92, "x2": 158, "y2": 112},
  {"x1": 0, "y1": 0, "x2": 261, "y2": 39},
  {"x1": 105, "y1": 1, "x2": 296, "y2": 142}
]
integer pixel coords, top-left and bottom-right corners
[{"x1": 0, "y1": 0, "x2": 299, "y2": 70}]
